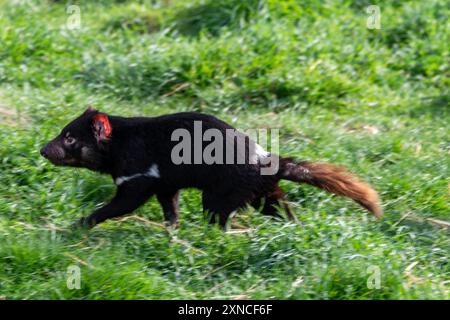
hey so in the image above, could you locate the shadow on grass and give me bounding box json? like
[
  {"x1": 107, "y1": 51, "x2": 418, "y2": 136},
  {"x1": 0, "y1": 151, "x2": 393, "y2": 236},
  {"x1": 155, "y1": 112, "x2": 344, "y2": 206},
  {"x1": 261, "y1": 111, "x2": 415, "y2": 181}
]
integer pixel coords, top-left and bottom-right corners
[
  {"x1": 380, "y1": 215, "x2": 449, "y2": 246},
  {"x1": 101, "y1": 5, "x2": 162, "y2": 34},
  {"x1": 170, "y1": 0, "x2": 261, "y2": 37},
  {"x1": 348, "y1": 0, "x2": 405, "y2": 11},
  {"x1": 410, "y1": 94, "x2": 449, "y2": 119}
]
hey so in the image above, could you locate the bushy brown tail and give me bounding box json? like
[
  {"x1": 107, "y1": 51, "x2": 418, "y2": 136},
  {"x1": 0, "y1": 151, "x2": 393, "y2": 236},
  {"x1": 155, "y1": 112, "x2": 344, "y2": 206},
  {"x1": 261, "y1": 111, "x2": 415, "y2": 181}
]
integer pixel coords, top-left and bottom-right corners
[{"x1": 279, "y1": 159, "x2": 382, "y2": 218}]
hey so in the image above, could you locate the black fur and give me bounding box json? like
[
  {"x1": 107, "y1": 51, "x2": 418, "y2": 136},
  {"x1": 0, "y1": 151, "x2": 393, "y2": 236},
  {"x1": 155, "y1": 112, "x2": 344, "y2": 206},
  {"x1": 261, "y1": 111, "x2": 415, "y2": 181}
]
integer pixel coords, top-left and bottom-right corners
[{"x1": 41, "y1": 107, "x2": 381, "y2": 229}]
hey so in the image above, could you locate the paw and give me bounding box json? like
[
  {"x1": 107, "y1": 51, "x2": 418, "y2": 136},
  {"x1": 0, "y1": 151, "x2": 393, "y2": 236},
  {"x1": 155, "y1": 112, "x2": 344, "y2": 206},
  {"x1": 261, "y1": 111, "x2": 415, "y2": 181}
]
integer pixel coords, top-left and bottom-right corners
[
  {"x1": 74, "y1": 217, "x2": 94, "y2": 230},
  {"x1": 164, "y1": 219, "x2": 179, "y2": 230}
]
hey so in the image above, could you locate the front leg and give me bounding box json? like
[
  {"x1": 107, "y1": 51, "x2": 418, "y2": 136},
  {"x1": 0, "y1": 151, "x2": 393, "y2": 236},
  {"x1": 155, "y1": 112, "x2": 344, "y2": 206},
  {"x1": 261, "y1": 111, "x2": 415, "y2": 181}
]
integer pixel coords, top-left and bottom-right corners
[
  {"x1": 79, "y1": 181, "x2": 155, "y2": 228},
  {"x1": 156, "y1": 191, "x2": 180, "y2": 227}
]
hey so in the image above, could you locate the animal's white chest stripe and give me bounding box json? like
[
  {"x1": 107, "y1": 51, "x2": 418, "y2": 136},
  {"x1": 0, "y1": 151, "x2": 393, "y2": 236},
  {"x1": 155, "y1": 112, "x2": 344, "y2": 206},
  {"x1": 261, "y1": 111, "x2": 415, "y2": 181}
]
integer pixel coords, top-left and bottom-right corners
[{"x1": 115, "y1": 164, "x2": 160, "y2": 186}]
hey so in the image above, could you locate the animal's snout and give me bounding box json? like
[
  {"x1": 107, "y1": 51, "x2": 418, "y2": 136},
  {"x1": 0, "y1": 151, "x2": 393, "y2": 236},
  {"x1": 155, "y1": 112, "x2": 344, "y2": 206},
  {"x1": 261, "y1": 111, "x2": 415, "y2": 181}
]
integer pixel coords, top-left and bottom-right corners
[
  {"x1": 40, "y1": 146, "x2": 49, "y2": 158},
  {"x1": 39, "y1": 141, "x2": 67, "y2": 165}
]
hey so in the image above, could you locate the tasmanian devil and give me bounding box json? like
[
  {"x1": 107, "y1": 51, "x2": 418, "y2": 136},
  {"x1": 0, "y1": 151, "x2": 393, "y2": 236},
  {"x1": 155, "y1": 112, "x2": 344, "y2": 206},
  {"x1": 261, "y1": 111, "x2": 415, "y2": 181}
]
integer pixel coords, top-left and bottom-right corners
[{"x1": 40, "y1": 107, "x2": 382, "y2": 229}]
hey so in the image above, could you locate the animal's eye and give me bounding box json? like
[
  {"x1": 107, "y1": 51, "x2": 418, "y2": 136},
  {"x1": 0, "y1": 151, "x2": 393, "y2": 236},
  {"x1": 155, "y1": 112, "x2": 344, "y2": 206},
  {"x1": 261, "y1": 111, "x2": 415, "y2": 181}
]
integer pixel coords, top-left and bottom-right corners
[{"x1": 65, "y1": 136, "x2": 76, "y2": 145}]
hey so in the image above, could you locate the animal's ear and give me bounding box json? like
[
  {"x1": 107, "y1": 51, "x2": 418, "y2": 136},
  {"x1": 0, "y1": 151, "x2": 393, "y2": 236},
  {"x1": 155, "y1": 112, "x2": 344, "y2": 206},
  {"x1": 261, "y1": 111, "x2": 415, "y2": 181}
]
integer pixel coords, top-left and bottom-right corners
[
  {"x1": 92, "y1": 113, "x2": 112, "y2": 142},
  {"x1": 84, "y1": 105, "x2": 97, "y2": 115}
]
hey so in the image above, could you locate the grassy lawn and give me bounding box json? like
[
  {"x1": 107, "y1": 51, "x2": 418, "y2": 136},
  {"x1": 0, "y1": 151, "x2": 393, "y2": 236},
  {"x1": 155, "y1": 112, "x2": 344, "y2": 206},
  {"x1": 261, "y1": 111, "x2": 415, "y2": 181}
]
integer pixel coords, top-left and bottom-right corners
[{"x1": 0, "y1": 0, "x2": 448, "y2": 299}]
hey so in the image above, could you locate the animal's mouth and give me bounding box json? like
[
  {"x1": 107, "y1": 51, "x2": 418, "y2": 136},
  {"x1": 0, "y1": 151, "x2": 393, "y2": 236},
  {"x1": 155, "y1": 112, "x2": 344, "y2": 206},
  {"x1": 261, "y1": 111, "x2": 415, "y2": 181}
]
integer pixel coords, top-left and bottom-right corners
[{"x1": 47, "y1": 157, "x2": 77, "y2": 166}]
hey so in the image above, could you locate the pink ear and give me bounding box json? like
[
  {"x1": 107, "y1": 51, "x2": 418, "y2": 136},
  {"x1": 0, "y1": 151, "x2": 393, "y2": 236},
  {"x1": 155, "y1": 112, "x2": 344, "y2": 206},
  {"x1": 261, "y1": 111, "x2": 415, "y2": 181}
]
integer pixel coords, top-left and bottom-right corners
[{"x1": 92, "y1": 113, "x2": 112, "y2": 142}]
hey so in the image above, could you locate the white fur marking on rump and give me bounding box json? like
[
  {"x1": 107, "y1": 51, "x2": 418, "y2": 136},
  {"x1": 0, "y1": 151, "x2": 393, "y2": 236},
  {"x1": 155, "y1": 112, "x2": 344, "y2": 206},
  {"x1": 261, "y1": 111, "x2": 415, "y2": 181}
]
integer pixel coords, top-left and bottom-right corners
[
  {"x1": 115, "y1": 164, "x2": 160, "y2": 186},
  {"x1": 250, "y1": 143, "x2": 269, "y2": 164},
  {"x1": 255, "y1": 143, "x2": 269, "y2": 158}
]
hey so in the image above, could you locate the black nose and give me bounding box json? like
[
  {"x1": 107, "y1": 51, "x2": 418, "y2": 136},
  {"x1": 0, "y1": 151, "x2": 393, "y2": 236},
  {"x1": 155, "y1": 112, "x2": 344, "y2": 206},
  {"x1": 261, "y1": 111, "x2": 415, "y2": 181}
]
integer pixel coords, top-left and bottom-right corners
[{"x1": 40, "y1": 147, "x2": 48, "y2": 158}]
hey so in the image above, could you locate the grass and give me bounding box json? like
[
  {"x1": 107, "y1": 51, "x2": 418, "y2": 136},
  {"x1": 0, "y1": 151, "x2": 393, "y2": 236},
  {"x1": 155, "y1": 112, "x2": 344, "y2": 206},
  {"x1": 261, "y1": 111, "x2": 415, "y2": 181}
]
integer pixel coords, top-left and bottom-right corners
[{"x1": 0, "y1": 0, "x2": 448, "y2": 299}]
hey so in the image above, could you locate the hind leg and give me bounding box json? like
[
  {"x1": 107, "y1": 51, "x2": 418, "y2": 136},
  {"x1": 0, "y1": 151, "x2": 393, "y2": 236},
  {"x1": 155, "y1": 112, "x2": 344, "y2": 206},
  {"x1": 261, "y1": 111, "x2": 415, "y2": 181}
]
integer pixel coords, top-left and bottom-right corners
[
  {"x1": 254, "y1": 184, "x2": 298, "y2": 222},
  {"x1": 258, "y1": 195, "x2": 283, "y2": 219},
  {"x1": 203, "y1": 191, "x2": 245, "y2": 229}
]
